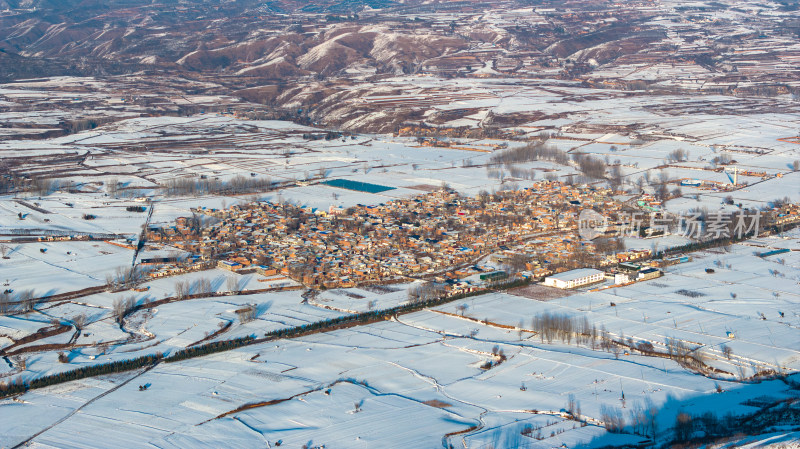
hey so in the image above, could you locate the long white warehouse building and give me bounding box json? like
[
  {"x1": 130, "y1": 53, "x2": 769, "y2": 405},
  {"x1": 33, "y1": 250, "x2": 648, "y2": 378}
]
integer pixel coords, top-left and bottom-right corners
[{"x1": 544, "y1": 268, "x2": 605, "y2": 289}]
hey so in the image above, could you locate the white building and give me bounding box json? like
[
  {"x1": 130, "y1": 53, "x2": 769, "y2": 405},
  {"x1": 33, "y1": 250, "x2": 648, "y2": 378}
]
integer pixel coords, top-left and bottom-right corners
[{"x1": 544, "y1": 268, "x2": 605, "y2": 289}]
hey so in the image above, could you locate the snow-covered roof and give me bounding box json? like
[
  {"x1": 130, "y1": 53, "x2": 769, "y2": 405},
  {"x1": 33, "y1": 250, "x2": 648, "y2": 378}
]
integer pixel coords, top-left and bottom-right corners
[{"x1": 547, "y1": 268, "x2": 604, "y2": 282}]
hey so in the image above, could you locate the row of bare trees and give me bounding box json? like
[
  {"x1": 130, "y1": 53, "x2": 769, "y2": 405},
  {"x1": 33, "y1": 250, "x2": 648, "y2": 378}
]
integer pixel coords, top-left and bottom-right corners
[
  {"x1": 105, "y1": 266, "x2": 147, "y2": 290},
  {"x1": 531, "y1": 311, "x2": 595, "y2": 345},
  {"x1": 528, "y1": 311, "x2": 723, "y2": 373},
  {"x1": 162, "y1": 175, "x2": 272, "y2": 197},
  {"x1": 174, "y1": 280, "x2": 190, "y2": 300},
  {"x1": 665, "y1": 337, "x2": 709, "y2": 371},
  {"x1": 175, "y1": 277, "x2": 216, "y2": 299},
  {"x1": 407, "y1": 281, "x2": 447, "y2": 304},
  {"x1": 0, "y1": 171, "x2": 29, "y2": 194},
  {"x1": 489, "y1": 141, "x2": 570, "y2": 165},
  {"x1": 29, "y1": 177, "x2": 62, "y2": 196},
  {"x1": 573, "y1": 153, "x2": 607, "y2": 179},
  {"x1": 667, "y1": 148, "x2": 689, "y2": 163},
  {"x1": 600, "y1": 398, "x2": 659, "y2": 438},
  {"x1": 0, "y1": 289, "x2": 37, "y2": 314}
]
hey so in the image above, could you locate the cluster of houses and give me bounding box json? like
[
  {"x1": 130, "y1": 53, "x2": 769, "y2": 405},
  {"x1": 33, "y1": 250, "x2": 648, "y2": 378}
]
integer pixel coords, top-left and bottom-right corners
[
  {"x1": 142, "y1": 179, "x2": 799, "y2": 291},
  {"x1": 148, "y1": 181, "x2": 632, "y2": 288},
  {"x1": 146, "y1": 256, "x2": 212, "y2": 279},
  {"x1": 774, "y1": 203, "x2": 800, "y2": 227}
]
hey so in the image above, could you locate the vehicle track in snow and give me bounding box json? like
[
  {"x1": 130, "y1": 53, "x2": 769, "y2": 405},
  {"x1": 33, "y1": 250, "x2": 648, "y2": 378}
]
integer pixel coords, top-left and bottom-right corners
[{"x1": 11, "y1": 362, "x2": 159, "y2": 448}]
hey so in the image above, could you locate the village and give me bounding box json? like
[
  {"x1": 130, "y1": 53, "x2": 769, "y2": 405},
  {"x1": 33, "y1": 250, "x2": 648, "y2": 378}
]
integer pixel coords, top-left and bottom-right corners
[
  {"x1": 144, "y1": 181, "x2": 664, "y2": 291},
  {"x1": 2, "y1": 0, "x2": 800, "y2": 446},
  {"x1": 138, "y1": 176, "x2": 800, "y2": 301}
]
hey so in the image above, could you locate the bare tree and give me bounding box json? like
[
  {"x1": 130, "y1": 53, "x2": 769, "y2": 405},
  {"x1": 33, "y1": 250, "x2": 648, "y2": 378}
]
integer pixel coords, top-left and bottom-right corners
[
  {"x1": 19, "y1": 290, "x2": 36, "y2": 313},
  {"x1": 611, "y1": 343, "x2": 622, "y2": 359},
  {"x1": 197, "y1": 277, "x2": 213, "y2": 295},
  {"x1": 674, "y1": 412, "x2": 693, "y2": 442},
  {"x1": 645, "y1": 397, "x2": 658, "y2": 439},
  {"x1": 107, "y1": 177, "x2": 119, "y2": 198},
  {"x1": 573, "y1": 153, "x2": 607, "y2": 179},
  {"x1": 112, "y1": 296, "x2": 136, "y2": 324},
  {"x1": 235, "y1": 304, "x2": 257, "y2": 323},
  {"x1": 112, "y1": 297, "x2": 125, "y2": 323},
  {"x1": 566, "y1": 394, "x2": 578, "y2": 418},
  {"x1": 608, "y1": 164, "x2": 623, "y2": 191},
  {"x1": 174, "y1": 280, "x2": 189, "y2": 299},
  {"x1": 72, "y1": 314, "x2": 87, "y2": 331},
  {"x1": 226, "y1": 276, "x2": 242, "y2": 294},
  {"x1": 600, "y1": 404, "x2": 625, "y2": 433},
  {"x1": 667, "y1": 148, "x2": 688, "y2": 163},
  {"x1": 107, "y1": 266, "x2": 145, "y2": 290},
  {"x1": 30, "y1": 177, "x2": 59, "y2": 197},
  {"x1": 655, "y1": 182, "x2": 670, "y2": 202},
  {"x1": 0, "y1": 291, "x2": 10, "y2": 314}
]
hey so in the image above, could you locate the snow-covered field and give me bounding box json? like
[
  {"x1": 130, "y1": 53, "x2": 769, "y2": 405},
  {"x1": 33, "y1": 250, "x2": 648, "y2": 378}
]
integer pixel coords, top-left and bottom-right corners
[
  {"x1": 3, "y1": 78, "x2": 798, "y2": 219},
  {"x1": 2, "y1": 72, "x2": 800, "y2": 447},
  {"x1": 1, "y1": 231, "x2": 799, "y2": 448}
]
